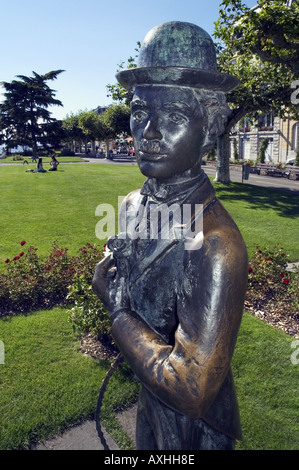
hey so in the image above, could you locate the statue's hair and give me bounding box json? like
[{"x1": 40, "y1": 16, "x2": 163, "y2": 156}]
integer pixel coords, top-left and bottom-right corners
[{"x1": 192, "y1": 89, "x2": 230, "y2": 153}]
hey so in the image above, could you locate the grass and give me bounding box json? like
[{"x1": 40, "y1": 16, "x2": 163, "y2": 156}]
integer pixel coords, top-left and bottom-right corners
[
  {"x1": 0, "y1": 163, "x2": 145, "y2": 267},
  {"x1": 233, "y1": 313, "x2": 299, "y2": 450},
  {"x1": 0, "y1": 163, "x2": 298, "y2": 265},
  {"x1": 214, "y1": 181, "x2": 299, "y2": 261},
  {"x1": 0, "y1": 162, "x2": 299, "y2": 449},
  {"x1": 0, "y1": 307, "x2": 139, "y2": 450},
  {"x1": 1, "y1": 155, "x2": 84, "y2": 163},
  {"x1": 0, "y1": 307, "x2": 298, "y2": 450}
]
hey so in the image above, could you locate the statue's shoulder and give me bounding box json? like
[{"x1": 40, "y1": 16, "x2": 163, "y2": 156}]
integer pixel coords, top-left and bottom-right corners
[
  {"x1": 119, "y1": 189, "x2": 143, "y2": 232},
  {"x1": 120, "y1": 189, "x2": 143, "y2": 212},
  {"x1": 199, "y1": 198, "x2": 248, "y2": 269}
]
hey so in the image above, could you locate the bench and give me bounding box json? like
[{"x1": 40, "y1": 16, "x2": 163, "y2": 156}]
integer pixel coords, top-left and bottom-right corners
[
  {"x1": 284, "y1": 165, "x2": 299, "y2": 180},
  {"x1": 251, "y1": 163, "x2": 283, "y2": 177}
]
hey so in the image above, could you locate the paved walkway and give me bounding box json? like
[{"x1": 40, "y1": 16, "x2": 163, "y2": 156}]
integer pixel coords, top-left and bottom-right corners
[{"x1": 31, "y1": 403, "x2": 138, "y2": 451}]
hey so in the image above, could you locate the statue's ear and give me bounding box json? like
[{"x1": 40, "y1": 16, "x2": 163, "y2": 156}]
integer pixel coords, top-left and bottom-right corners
[{"x1": 202, "y1": 114, "x2": 224, "y2": 154}]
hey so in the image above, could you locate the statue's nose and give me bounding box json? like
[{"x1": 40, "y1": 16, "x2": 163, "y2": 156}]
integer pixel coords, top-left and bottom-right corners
[{"x1": 143, "y1": 116, "x2": 162, "y2": 140}]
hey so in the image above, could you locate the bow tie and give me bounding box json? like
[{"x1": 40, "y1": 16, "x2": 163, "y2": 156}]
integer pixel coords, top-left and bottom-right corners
[{"x1": 140, "y1": 171, "x2": 205, "y2": 202}]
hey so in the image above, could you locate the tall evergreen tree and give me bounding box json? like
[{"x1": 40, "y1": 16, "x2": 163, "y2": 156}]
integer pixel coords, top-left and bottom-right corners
[{"x1": 0, "y1": 70, "x2": 64, "y2": 157}]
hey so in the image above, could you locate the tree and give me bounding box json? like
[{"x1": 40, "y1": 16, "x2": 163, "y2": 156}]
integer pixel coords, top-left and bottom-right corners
[
  {"x1": 78, "y1": 110, "x2": 102, "y2": 154},
  {"x1": 106, "y1": 42, "x2": 140, "y2": 105},
  {"x1": 216, "y1": 0, "x2": 299, "y2": 74},
  {"x1": 213, "y1": 0, "x2": 299, "y2": 182},
  {"x1": 257, "y1": 137, "x2": 270, "y2": 163},
  {"x1": 0, "y1": 70, "x2": 64, "y2": 158},
  {"x1": 99, "y1": 104, "x2": 131, "y2": 157},
  {"x1": 61, "y1": 112, "x2": 85, "y2": 153}
]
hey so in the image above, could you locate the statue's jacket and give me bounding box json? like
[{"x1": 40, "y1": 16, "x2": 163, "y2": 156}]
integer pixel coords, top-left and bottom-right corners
[{"x1": 109, "y1": 172, "x2": 248, "y2": 443}]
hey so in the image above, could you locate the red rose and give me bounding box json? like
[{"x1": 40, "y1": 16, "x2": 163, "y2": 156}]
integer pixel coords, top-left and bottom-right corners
[
  {"x1": 12, "y1": 256, "x2": 20, "y2": 261},
  {"x1": 4, "y1": 258, "x2": 10, "y2": 263},
  {"x1": 281, "y1": 253, "x2": 285, "y2": 257},
  {"x1": 19, "y1": 252, "x2": 24, "y2": 257},
  {"x1": 248, "y1": 267, "x2": 252, "y2": 273},
  {"x1": 280, "y1": 273, "x2": 285, "y2": 278},
  {"x1": 264, "y1": 258, "x2": 272, "y2": 262},
  {"x1": 20, "y1": 241, "x2": 26, "y2": 246},
  {"x1": 283, "y1": 278, "x2": 290, "y2": 285}
]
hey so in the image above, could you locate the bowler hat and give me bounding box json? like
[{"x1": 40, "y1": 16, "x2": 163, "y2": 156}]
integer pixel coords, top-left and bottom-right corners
[{"x1": 116, "y1": 21, "x2": 239, "y2": 92}]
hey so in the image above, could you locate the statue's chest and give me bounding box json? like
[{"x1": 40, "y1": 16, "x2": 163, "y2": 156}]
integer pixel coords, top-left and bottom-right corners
[{"x1": 128, "y1": 240, "x2": 183, "y2": 343}]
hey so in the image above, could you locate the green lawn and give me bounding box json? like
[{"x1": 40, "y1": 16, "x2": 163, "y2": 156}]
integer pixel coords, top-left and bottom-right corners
[
  {"x1": 0, "y1": 307, "x2": 298, "y2": 450},
  {"x1": 1, "y1": 163, "x2": 298, "y2": 264},
  {"x1": 1, "y1": 155, "x2": 84, "y2": 163},
  {"x1": 0, "y1": 163, "x2": 146, "y2": 266},
  {"x1": 0, "y1": 307, "x2": 139, "y2": 450},
  {"x1": 214, "y1": 181, "x2": 299, "y2": 261},
  {"x1": 233, "y1": 313, "x2": 299, "y2": 450},
  {"x1": 0, "y1": 162, "x2": 299, "y2": 450}
]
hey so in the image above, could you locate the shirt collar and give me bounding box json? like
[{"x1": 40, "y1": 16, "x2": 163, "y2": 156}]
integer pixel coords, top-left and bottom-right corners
[{"x1": 140, "y1": 170, "x2": 206, "y2": 203}]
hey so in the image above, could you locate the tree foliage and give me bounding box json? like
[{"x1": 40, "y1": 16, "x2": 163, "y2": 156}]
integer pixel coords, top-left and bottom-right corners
[
  {"x1": 99, "y1": 103, "x2": 131, "y2": 157},
  {"x1": 62, "y1": 112, "x2": 86, "y2": 149},
  {"x1": 213, "y1": 0, "x2": 299, "y2": 182},
  {"x1": 215, "y1": 0, "x2": 299, "y2": 127},
  {"x1": 106, "y1": 42, "x2": 140, "y2": 105},
  {"x1": 99, "y1": 104, "x2": 131, "y2": 138},
  {"x1": 0, "y1": 70, "x2": 64, "y2": 156},
  {"x1": 62, "y1": 105, "x2": 131, "y2": 155},
  {"x1": 215, "y1": 0, "x2": 299, "y2": 73}
]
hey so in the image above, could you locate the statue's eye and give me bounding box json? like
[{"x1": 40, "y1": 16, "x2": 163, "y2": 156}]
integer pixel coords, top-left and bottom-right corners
[
  {"x1": 168, "y1": 113, "x2": 188, "y2": 124},
  {"x1": 132, "y1": 110, "x2": 148, "y2": 122}
]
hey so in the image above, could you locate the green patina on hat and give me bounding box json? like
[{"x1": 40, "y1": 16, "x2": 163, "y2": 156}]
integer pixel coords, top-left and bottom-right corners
[{"x1": 116, "y1": 21, "x2": 239, "y2": 92}]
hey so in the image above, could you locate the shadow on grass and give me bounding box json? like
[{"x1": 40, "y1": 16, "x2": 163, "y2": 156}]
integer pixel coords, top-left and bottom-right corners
[{"x1": 214, "y1": 182, "x2": 299, "y2": 219}]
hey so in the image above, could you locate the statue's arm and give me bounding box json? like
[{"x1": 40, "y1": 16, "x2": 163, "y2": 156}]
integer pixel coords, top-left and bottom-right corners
[{"x1": 110, "y1": 229, "x2": 248, "y2": 419}]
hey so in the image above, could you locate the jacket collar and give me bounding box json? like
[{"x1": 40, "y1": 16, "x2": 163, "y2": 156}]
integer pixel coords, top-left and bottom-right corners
[{"x1": 140, "y1": 170, "x2": 206, "y2": 204}]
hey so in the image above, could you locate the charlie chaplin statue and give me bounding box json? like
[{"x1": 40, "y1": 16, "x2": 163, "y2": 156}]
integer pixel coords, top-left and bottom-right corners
[{"x1": 92, "y1": 21, "x2": 248, "y2": 450}]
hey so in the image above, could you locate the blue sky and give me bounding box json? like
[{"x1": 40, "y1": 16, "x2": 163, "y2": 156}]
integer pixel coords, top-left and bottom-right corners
[{"x1": 1, "y1": 0, "x2": 257, "y2": 120}]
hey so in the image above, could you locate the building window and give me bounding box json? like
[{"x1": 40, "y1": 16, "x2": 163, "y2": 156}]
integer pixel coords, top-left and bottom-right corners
[
  {"x1": 258, "y1": 113, "x2": 274, "y2": 130},
  {"x1": 292, "y1": 122, "x2": 299, "y2": 150}
]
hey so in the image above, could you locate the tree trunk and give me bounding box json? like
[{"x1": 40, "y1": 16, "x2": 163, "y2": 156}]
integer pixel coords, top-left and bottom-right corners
[
  {"x1": 215, "y1": 131, "x2": 231, "y2": 184},
  {"x1": 32, "y1": 141, "x2": 38, "y2": 160},
  {"x1": 106, "y1": 138, "x2": 110, "y2": 159}
]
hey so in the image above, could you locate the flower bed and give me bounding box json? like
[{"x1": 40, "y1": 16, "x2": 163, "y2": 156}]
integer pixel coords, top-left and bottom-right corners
[
  {"x1": 246, "y1": 247, "x2": 299, "y2": 338},
  {"x1": 0, "y1": 240, "x2": 103, "y2": 316},
  {"x1": 1, "y1": 243, "x2": 298, "y2": 340}
]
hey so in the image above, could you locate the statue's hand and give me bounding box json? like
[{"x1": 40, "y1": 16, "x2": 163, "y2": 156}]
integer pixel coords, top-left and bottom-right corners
[{"x1": 92, "y1": 254, "x2": 130, "y2": 316}]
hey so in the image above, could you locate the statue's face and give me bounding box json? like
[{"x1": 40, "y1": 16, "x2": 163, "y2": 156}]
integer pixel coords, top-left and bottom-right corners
[{"x1": 130, "y1": 85, "x2": 205, "y2": 179}]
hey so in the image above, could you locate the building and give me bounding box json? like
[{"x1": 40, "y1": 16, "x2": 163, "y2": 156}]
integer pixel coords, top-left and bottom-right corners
[{"x1": 230, "y1": 115, "x2": 299, "y2": 163}]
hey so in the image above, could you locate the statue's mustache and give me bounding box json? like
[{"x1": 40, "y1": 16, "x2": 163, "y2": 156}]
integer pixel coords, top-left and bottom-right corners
[{"x1": 139, "y1": 139, "x2": 161, "y2": 154}]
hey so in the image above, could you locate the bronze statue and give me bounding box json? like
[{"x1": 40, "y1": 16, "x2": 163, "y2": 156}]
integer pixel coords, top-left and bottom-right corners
[{"x1": 92, "y1": 21, "x2": 248, "y2": 450}]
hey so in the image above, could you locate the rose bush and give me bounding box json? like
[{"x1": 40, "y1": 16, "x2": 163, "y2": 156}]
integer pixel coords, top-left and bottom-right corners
[
  {"x1": 1, "y1": 242, "x2": 298, "y2": 341},
  {"x1": 247, "y1": 247, "x2": 299, "y2": 315},
  {"x1": 0, "y1": 241, "x2": 104, "y2": 317}
]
